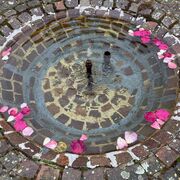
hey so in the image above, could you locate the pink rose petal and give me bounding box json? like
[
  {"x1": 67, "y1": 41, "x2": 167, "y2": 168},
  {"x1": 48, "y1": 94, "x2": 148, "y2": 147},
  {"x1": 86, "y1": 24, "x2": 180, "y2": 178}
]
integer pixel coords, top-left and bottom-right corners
[
  {"x1": 44, "y1": 140, "x2": 57, "y2": 149},
  {"x1": 153, "y1": 38, "x2": 162, "y2": 46},
  {"x1": 151, "y1": 121, "x2": 161, "y2": 129},
  {"x1": 21, "y1": 106, "x2": 31, "y2": 115},
  {"x1": 80, "y1": 134, "x2": 88, "y2": 141},
  {"x1": 144, "y1": 111, "x2": 156, "y2": 123},
  {"x1": 22, "y1": 126, "x2": 34, "y2": 136},
  {"x1": 116, "y1": 137, "x2": 128, "y2": 150},
  {"x1": 1, "y1": 47, "x2": 12, "y2": 57},
  {"x1": 141, "y1": 36, "x2": 151, "y2": 44},
  {"x1": 125, "y1": 131, "x2": 138, "y2": 144},
  {"x1": 156, "y1": 119, "x2": 165, "y2": 126},
  {"x1": 163, "y1": 52, "x2": 174, "y2": 58},
  {"x1": 2, "y1": 55, "x2": 9, "y2": 61},
  {"x1": 70, "y1": 139, "x2": 86, "y2": 154},
  {"x1": 7, "y1": 116, "x2": 15, "y2": 122},
  {"x1": 133, "y1": 30, "x2": 143, "y2": 36},
  {"x1": 128, "y1": 30, "x2": 134, "y2": 36},
  {"x1": 155, "y1": 109, "x2": 170, "y2": 121},
  {"x1": 43, "y1": 137, "x2": 51, "y2": 145},
  {"x1": 8, "y1": 107, "x2": 18, "y2": 116},
  {"x1": 20, "y1": 103, "x2": 27, "y2": 109},
  {"x1": 0, "y1": 106, "x2": 9, "y2": 113},
  {"x1": 163, "y1": 57, "x2": 174, "y2": 63},
  {"x1": 14, "y1": 120, "x2": 27, "y2": 132},
  {"x1": 159, "y1": 43, "x2": 168, "y2": 50},
  {"x1": 15, "y1": 113, "x2": 24, "y2": 121},
  {"x1": 141, "y1": 29, "x2": 151, "y2": 36},
  {"x1": 168, "y1": 61, "x2": 177, "y2": 69}
]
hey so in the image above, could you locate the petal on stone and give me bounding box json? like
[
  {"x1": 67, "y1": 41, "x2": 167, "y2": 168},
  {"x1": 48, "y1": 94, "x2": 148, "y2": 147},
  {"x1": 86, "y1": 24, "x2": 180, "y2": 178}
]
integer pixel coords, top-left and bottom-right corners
[
  {"x1": 44, "y1": 140, "x2": 57, "y2": 150},
  {"x1": 43, "y1": 137, "x2": 51, "y2": 145},
  {"x1": 2, "y1": 55, "x2": 9, "y2": 61},
  {"x1": 168, "y1": 61, "x2": 177, "y2": 69},
  {"x1": 80, "y1": 134, "x2": 88, "y2": 141},
  {"x1": 156, "y1": 119, "x2": 165, "y2": 126},
  {"x1": 159, "y1": 43, "x2": 168, "y2": 50},
  {"x1": 128, "y1": 30, "x2": 134, "y2": 36},
  {"x1": 125, "y1": 131, "x2": 138, "y2": 144},
  {"x1": 8, "y1": 107, "x2": 18, "y2": 116},
  {"x1": 20, "y1": 103, "x2": 28, "y2": 109},
  {"x1": 0, "y1": 106, "x2": 9, "y2": 113},
  {"x1": 7, "y1": 116, "x2": 15, "y2": 122},
  {"x1": 141, "y1": 36, "x2": 150, "y2": 44},
  {"x1": 15, "y1": 113, "x2": 24, "y2": 121},
  {"x1": 144, "y1": 111, "x2": 156, "y2": 123},
  {"x1": 155, "y1": 109, "x2": 170, "y2": 121},
  {"x1": 163, "y1": 57, "x2": 173, "y2": 63},
  {"x1": 70, "y1": 140, "x2": 86, "y2": 154},
  {"x1": 151, "y1": 121, "x2": 161, "y2": 129},
  {"x1": 21, "y1": 106, "x2": 31, "y2": 115},
  {"x1": 14, "y1": 120, "x2": 27, "y2": 132},
  {"x1": 1, "y1": 47, "x2": 12, "y2": 57},
  {"x1": 116, "y1": 137, "x2": 128, "y2": 150},
  {"x1": 22, "y1": 126, "x2": 34, "y2": 136},
  {"x1": 153, "y1": 38, "x2": 162, "y2": 46}
]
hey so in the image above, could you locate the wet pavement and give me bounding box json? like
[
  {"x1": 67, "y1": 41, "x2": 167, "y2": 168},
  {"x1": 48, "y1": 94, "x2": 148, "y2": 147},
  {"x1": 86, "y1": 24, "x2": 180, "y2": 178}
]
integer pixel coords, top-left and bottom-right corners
[{"x1": 0, "y1": 0, "x2": 179, "y2": 179}]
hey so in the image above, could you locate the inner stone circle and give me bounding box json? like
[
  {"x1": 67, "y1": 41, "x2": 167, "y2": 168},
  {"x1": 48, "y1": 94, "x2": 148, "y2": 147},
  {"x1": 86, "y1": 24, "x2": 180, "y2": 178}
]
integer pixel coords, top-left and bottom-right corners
[{"x1": 1, "y1": 16, "x2": 177, "y2": 154}]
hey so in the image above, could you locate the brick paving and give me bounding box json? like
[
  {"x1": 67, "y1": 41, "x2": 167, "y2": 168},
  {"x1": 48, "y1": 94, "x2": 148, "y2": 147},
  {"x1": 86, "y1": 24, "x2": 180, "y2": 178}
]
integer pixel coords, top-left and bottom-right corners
[{"x1": 0, "y1": 0, "x2": 179, "y2": 179}]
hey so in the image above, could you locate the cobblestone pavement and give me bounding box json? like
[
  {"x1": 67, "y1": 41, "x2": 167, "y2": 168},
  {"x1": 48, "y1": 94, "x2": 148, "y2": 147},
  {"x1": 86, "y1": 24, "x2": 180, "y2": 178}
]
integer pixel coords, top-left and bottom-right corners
[{"x1": 0, "y1": 0, "x2": 179, "y2": 179}]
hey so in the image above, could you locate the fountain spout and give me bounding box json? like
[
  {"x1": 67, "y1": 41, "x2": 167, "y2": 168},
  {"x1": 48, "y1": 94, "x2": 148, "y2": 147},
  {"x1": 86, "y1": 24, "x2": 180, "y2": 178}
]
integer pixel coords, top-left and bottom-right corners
[{"x1": 85, "y1": 60, "x2": 93, "y2": 92}]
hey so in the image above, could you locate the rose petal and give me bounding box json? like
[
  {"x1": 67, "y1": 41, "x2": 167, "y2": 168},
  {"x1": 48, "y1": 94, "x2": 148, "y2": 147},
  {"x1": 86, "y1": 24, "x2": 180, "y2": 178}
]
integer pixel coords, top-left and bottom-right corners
[
  {"x1": 22, "y1": 126, "x2": 34, "y2": 136},
  {"x1": 141, "y1": 29, "x2": 151, "y2": 36},
  {"x1": 125, "y1": 131, "x2": 138, "y2": 144},
  {"x1": 15, "y1": 113, "x2": 24, "y2": 121},
  {"x1": 43, "y1": 137, "x2": 51, "y2": 145},
  {"x1": 141, "y1": 36, "x2": 150, "y2": 44},
  {"x1": 7, "y1": 116, "x2": 15, "y2": 122},
  {"x1": 156, "y1": 119, "x2": 165, "y2": 126},
  {"x1": 168, "y1": 61, "x2": 177, "y2": 69},
  {"x1": 2, "y1": 56, "x2": 9, "y2": 61},
  {"x1": 133, "y1": 30, "x2": 143, "y2": 36},
  {"x1": 151, "y1": 121, "x2": 161, "y2": 129},
  {"x1": 44, "y1": 140, "x2": 57, "y2": 149},
  {"x1": 158, "y1": 54, "x2": 165, "y2": 59},
  {"x1": 155, "y1": 109, "x2": 170, "y2": 121},
  {"x1": 1, "y1": 47, "x2": 12, "y2": 57},
  {"x1": 80, "y1": 134, "x2": 88, "y2": 141},
  {"x1": 0, "y1": 106, "x2": 9, "y2": 113},
  {"x1": 128, "y1": 30, "x2": 134, "y2": 36},
  {"x1": 14, "y1": 120, "x2": 27, "y2": 132},
  {"x1": 70, "y1": 139, "x2": 86, "y2": 154},
  {"x1": 163, "y1": 57, "x2": 174, "y2": 63},
  {"x1": 163, "y1": 52, "x2": 174, "y2": 58},
  {"x1": 8, "y1": 107, "x2": 18, "y2": 116},
  {"x1": 116, "y1": 137, "x2": 128, "y2": 150},
  {"x1": 20, "y1": 103, "x2": 27, "y2": 109},
  {"x1": 144, "y1": 111, "x2": 156, "y2": 123},
  {"x1": 159, "y1": 43, "x2": 168, "y2": 50},
  {"x1": 153, "y1": 38, "x2": 162, "y2": 46}
]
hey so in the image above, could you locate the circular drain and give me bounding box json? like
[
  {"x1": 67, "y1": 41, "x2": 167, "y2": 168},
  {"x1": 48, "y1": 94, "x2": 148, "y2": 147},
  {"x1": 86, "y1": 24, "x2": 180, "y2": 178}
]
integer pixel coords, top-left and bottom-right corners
[{"x1": 0, "y1": 16, "x2": 177, "y2": 154}]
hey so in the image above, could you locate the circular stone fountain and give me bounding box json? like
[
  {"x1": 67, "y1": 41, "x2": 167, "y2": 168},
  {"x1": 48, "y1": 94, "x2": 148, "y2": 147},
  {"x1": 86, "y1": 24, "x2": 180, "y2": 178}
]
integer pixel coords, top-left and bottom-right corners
[{"x1": 0, "y1": 15, "x2": 178, "y2": 156}]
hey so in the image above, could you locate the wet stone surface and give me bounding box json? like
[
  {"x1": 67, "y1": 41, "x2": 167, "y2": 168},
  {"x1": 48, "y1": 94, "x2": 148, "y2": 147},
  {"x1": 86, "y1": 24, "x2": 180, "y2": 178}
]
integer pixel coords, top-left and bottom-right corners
[
  {"x1": 0, "y1": 0, "x2": 179, "y2": 179},
  {"x1": 0, "y1": 15, "x2": 178, "y2": 154}
]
